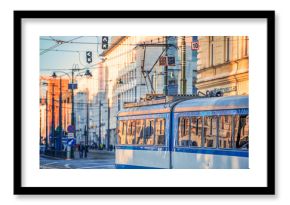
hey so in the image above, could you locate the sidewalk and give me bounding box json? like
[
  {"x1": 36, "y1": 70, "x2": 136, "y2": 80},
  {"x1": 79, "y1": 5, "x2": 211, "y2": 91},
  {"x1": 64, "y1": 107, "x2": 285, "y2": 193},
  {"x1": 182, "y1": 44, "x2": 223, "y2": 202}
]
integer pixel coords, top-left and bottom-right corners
[
  {"x1": 41, "y1": 149, "x2": 115, "y2": 160},
  {"x1": 74, "y1": 149, "x2": 115, "y2": 160}
]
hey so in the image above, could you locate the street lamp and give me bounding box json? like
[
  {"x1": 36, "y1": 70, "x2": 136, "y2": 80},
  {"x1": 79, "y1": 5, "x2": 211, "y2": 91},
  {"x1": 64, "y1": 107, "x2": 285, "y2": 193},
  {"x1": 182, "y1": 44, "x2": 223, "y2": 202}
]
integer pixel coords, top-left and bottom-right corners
[
  {"x1": 84, "y1": 69, "x2": 93, "y2": 157},
  {"x1": 40, "y1": 82, "x2": 49, "y2": 151},
  {"x1": 51, "y1": 72, "x2": 63, "y2": 152},
  {"x1": 51, "y1": 67, "x2": 93, "y2": 154}
]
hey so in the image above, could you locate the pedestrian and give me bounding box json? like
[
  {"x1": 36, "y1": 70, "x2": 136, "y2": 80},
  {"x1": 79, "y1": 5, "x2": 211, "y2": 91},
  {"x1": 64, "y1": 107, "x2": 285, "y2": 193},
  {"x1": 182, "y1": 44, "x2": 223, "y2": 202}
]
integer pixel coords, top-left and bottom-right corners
[{"x1": 79, "y1": 143, "x2": 83, "y2": 158}]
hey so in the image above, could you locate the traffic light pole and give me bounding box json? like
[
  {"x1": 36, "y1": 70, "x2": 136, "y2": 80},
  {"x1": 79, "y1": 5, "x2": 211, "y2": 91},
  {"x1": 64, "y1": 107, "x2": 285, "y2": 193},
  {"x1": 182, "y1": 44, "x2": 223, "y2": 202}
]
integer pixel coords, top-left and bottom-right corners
[
  {"x1": 85, "y1": 90, "x2": 89, "y2": 157},
  {"x1": 98, "y1": 100, "x2": 102, "y2": 147},
  {"x1": 106, "y1": 98, "x2": 110, "y2": 151}
]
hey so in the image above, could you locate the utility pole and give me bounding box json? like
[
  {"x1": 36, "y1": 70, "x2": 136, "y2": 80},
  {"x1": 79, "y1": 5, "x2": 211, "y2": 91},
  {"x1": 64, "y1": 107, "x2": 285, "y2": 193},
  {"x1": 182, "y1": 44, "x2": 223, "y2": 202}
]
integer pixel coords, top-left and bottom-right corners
[
  {"x1": 106, "y1": 98, "x2": 110, "y2": 151},
  {"x1": 71, "y1": 67, "x2": 76, "y2": 139},
  {"x1": 85, "y1": 91, "x2": 89, "y2": 157},
  {"x1": 45, "y1": 90, "x2": 48, "y2": 150},
  {"x1": 40, "y1": 109, "x2": 42, "y2": 145},
  {"x1": 58, "y1": 78, "x2": 63, "y2": 151},
  {"x1": 180, "y1": 36, "x2": 187, "y2": 95},
  {"x1": 164, "y1": 36, "x2": 168, "y2": 96},
  {"x1": 98, "y1": 99, "x2": 102, "y2": 147},
  {"x1": 51, "y1": 83, "x2": 55, "y2": 149}
]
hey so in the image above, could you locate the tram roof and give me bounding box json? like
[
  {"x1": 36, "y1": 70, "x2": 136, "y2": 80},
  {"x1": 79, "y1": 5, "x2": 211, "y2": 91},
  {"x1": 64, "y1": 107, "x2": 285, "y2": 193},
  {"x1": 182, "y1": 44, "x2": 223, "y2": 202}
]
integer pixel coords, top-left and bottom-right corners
[
  {"x1": 117, "y1": 95, "x2": 248, "y2": 117},
  {"x1": 173, "y1": 95, "x2": 248, "y2": 112}
]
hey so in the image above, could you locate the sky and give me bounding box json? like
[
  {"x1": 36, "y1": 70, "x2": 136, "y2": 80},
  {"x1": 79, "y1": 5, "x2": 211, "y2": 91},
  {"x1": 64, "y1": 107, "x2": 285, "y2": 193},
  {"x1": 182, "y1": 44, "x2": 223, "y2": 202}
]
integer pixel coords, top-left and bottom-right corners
[{"x1": 40, "y1": 36, "x2": 102, "y2": 76}]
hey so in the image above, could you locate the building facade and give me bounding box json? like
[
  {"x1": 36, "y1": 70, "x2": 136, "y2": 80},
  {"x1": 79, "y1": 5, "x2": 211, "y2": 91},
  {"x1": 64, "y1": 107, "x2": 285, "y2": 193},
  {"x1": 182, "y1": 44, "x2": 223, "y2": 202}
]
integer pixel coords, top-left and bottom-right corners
[
  {"x1": 196, "y1": 36, "x2": 249, "y2": 96},
  {"x1": 39, "y1": 77, "x2": 71, "y2": 147},
  {"x1": 100, "y1": 36, "x2": 199, "y2": 146}
]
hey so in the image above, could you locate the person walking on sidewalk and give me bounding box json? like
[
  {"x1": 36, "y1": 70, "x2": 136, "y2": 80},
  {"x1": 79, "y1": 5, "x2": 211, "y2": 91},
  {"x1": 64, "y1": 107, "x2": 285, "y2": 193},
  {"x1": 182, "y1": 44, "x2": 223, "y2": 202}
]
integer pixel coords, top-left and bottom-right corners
[{"x1": 78, "y1": 143, "x2": 83, "y2": 158}]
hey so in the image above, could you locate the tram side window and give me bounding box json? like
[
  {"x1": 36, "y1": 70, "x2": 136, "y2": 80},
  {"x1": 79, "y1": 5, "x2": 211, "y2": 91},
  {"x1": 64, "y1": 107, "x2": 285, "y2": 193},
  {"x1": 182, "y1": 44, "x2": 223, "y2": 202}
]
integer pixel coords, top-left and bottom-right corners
[
  {"x1": 204, "y1": 116, "x2": 217, "y2": 148},
  {"x1": 178, "y1": 117, "x2": 190, "y2": 146},
  {"x1": 118, "y1": 121, "x2": 127, "y2": 145},
  {"x1": 155, "y1": 118, "x2": 165, "y2": 145},
  {"x1": 136, "y1": 119, "x2": 145, "y2": 145},
  {"x1": 190, "y1": 117, "x2": 202, "y2": 147},
  {"x1": 144, "y1": 119, "x2": 155, "y2": 145},
  {"x1": 219, "y1": 116, "x2": 233, "y2": 149},
  {"x1": 234, "y1": 115, "x2": 249, "y2": 149},
  {"x1": 127, "y1": 120, "x2": 136, "y2": 144}
]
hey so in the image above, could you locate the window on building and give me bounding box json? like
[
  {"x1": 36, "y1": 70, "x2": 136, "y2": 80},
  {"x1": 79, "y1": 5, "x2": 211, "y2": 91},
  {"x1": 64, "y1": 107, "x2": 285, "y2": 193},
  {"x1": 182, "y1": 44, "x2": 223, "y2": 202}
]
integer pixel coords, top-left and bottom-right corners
[
  {"x1": 144, "y1": 119, "x2": 155, "y2": 145},
  {"x1": 190, "y1": 117, "x2": 202, "y2": 147},
  {"x1": 204, "y1": 116, "x2": 217, "y2": 148},
  {"x1": 127, "y1": 120, "x2": 136, "y2": 144},
  {"x1": 209, "y1": 37, "x2": 214, "y2": 67},
  {"x1": 244, "y1": 36, "x2": 249, "y2": 57},
  {"x1": 225, "y1": 37, "x2": 230, "y2": 62},
  {"x1": 234, "y1": 115, "x2": 249, "y2": 149},
  {"x1": 155, "y1": 118, "x2": 165, "y2": 145},
  {"x1": 136, "y1": 119, "x2": 145, "y2": 145},
  {"x1": 118, "y1": 120, "x2": 127, "y2": 145},
  {"x1": 219, "y1": 116, "x2": 233, "y2": 149},
  {"x1": 178, "y1": 117, "x2": 190, "y2": 146}
]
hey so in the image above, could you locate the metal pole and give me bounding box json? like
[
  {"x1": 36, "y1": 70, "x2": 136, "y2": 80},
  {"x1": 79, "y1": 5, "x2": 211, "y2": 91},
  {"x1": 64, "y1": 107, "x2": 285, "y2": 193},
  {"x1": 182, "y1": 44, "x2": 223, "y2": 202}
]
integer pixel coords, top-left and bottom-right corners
[
  {"x1": 180, "y1": 36, "x2": 187, "y2": 95},
  {"x1": 164, "y1": 36, "x2": 168, "y2": 95},
  {"x1": 71, "y1": 67, "x2": 75, "y2": 139},
  {"x1": 85, "y1": 90, "x2": 89, "y2": 157},
  {"x1": 98, "y1": 100, "x2": 102, "y2": 147},
  {"x1": 51, "y1": 83, "x2": 55, "y2": 149},
  {"x1": 58, "y1": 78, "x2": 62, "y2": 151},
  {"x1": 106, "y1": 98, "x2": 110, "y2": 151},
  {"x1": 45, "y1": 90, "x2": 48, "y2": 150},
  {"x1": 40, "y1": 108, "x2": 42, "y2": 145}
]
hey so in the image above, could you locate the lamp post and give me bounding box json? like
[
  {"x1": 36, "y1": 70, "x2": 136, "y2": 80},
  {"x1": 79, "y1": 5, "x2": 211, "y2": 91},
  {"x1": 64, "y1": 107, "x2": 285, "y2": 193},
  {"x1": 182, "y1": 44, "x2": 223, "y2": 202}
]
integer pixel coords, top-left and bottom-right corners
[
  {"x1": 51, "y1": 67, "x2": 93, "y2": 155},
  {"x1": 52, "y1": 72, "x2": 63, "y2": 151},
  {"x1": 40, "y1": 82, "x2": 49, "y2": 151},
  {"x1": 85, "y1": 69, "x2": 93, "y2": 157}
]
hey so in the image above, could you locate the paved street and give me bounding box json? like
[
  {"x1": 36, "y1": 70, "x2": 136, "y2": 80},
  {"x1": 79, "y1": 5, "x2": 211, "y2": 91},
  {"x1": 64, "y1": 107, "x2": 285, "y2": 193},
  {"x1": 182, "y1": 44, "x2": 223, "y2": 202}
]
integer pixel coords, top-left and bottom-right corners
[{"x1": 40, "y1": 150, "x2": 116, "y2": 169}]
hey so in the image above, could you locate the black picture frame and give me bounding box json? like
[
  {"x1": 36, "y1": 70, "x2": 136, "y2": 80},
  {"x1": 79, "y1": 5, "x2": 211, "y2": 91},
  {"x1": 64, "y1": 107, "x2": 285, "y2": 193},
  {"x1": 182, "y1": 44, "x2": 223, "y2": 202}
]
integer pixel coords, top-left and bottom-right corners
[{"x1": 14, "y1": 10, "x2": 275, "y2": 195}]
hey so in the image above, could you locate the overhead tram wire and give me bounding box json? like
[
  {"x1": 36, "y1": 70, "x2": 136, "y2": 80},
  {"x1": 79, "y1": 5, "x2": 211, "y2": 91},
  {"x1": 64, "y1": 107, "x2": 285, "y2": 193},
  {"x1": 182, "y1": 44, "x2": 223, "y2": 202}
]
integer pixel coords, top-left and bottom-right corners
[
  {"x1": 40, "y1": 36, "x2": 167, "y2": 47},
  {"x1": 40, "y1": 36, "x2": 248, "y2": 47},
  {"x1": 40, "y1": 36, "x2": 83, "y2": 55}
]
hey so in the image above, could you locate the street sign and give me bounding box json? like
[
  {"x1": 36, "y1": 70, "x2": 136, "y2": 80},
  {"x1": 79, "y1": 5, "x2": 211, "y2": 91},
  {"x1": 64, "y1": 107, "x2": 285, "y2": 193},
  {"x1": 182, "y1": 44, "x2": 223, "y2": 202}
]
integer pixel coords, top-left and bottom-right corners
[
  {"x1": 68, "y1": 83, "x2": 77, "y2": 90},
  {"x1": 159, "y1": 56, "x2": 167, "y2": 66},
  {"x1": 191, "y1": 41, "x2": 199, "y2": 50},
  {"x1": 86, "y1": 51, "x2": 92, "y2": 64},
  {"x1": 67, "y1": 133, "x2": 74, "y2": 139},
  {"x1": 67, "y1": 138, "x2": 76, "y2": 146},
  {"x1": 67, "y1": 125, "x2": 75, "y2": 133},
  {"x1": 168, "y1": 57, "x2": 175, "y2": 66},
  {"x1": 102, "y1": 36, "x2": 108, "y2": 50}
]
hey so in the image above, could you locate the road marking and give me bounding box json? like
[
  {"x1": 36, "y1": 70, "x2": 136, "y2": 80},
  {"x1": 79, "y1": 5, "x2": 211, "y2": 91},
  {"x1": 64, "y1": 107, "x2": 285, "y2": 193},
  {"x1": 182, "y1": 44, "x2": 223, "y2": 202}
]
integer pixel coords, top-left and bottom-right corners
[
  {"x1": 77, "y1": 165, "x2": 115, "y2": 169},
  {"x1": 43, "y1": 162, "x2": 58, "y2": 166},
  {"x1": 64, "y1": 164, "x2": 71, "y2": 169}
]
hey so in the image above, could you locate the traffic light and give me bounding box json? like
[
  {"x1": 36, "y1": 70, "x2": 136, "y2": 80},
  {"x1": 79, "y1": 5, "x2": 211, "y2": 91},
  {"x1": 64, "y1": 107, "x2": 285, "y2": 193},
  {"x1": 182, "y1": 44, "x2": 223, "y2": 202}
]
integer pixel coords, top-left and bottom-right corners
[
  {"x1": 86, "y1": 51, "x2": 92, "y2": 64},
  {"x1": 102, "y1": 36, "x2": 108, "y2": 49}
]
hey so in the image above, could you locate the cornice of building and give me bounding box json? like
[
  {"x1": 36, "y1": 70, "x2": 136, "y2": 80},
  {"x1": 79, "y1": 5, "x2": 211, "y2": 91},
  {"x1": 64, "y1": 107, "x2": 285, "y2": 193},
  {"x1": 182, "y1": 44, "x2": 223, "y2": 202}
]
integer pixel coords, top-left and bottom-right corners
[{"x1": 197, "y1": 57, "x2": 249, "y2": 74}]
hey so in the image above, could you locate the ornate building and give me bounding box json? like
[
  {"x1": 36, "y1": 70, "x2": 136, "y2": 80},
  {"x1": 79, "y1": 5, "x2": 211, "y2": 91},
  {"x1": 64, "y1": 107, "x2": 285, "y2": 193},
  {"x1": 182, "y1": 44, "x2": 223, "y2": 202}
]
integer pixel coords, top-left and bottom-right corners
[{"x1": 196, "y1": 36, "x2": 249, "y2": 96}]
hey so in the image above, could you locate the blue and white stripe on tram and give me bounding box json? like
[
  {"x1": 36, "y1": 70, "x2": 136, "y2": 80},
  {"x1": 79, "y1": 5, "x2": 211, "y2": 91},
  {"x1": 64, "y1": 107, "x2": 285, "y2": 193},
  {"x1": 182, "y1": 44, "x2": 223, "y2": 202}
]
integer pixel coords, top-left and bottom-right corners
[{"x1": 115, "y1": 96, "x2": 249, "y2": 169}]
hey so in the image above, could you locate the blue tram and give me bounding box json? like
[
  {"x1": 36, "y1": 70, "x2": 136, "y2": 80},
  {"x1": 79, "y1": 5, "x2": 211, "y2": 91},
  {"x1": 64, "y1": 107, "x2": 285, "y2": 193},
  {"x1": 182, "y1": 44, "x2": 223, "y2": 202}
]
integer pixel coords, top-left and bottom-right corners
[{"x1": 115, "y1": 95, "x2": 249, "y2": 169}]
